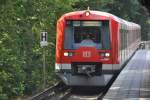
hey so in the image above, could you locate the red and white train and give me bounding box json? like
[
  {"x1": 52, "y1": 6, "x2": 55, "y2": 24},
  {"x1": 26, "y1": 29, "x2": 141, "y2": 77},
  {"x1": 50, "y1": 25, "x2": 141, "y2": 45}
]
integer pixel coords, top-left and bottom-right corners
[{"x1": 55, "y1": 10, "x2": 141, "y2": 86}]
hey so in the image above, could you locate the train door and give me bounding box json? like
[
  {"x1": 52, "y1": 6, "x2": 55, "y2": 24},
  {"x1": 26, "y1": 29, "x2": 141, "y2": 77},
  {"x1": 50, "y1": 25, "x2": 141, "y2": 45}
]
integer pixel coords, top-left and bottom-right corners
[
  {"x1": 124, "y1": 26, "x2": 127, "y2": 61},
  {"x1": 120, "y1": 24, "x2": 126, "y2": 65}
]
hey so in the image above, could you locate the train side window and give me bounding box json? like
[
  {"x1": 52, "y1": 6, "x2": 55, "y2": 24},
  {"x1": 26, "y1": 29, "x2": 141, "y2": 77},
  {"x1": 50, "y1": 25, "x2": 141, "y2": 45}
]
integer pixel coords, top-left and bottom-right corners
[
  {"x1": 120, "y1": 28, "x2": 124, "y2": 50},
  {"x1": 101, "y1": 21, "x2": 110, "y2": 49},
  {"x1": 124, "y1": 29, "x2": 128, "y2": 48}
]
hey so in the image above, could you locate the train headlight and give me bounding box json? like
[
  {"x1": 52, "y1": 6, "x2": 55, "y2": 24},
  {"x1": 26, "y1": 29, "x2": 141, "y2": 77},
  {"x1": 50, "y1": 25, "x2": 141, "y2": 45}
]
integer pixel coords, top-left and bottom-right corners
[
  {"x1": 105, "y1": 53, "x2": 110, "y2": 57},
  {"x1": 85, "y1": 12, "x2": 90, "y2": 16},
  {"x1": 100, "y1": 52, "x2": 105, "y2": 57},
  {"x1": 68, "y1": 52, "x2": 73, "y2": 56},
  {"x1": 64, "y1": 52, "x2": 69, "y2": 56},
  {"x1": 64, "y1": 52, "x2": 73, "y2": 57},
  {"x1": 100, "y1": 52, "x2": 110, "y2": 57}
]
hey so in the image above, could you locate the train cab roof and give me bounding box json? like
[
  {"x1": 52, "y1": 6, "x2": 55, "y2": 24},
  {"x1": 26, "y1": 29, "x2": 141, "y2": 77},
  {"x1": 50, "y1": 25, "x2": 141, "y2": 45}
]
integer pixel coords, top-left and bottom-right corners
[
  {"x1": 58, "y1": 10, "x2": 113, "y2": 21},
  {"x1": 58, "y1": 10, "x2": 140, "y2": 29}
]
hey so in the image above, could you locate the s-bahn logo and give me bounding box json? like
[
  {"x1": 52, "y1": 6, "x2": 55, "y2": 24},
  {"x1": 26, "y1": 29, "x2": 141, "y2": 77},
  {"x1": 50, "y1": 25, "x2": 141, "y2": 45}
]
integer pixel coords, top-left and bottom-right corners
[{"x1": 83, "y1": 51, "x2": 91, "y2": 57}]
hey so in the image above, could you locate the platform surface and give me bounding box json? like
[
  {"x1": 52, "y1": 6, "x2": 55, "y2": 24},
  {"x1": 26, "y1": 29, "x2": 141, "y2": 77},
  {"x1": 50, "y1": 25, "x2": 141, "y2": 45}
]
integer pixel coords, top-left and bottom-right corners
[{"x1": 103, "y1": 50, "x2": 150, "y2": 100}]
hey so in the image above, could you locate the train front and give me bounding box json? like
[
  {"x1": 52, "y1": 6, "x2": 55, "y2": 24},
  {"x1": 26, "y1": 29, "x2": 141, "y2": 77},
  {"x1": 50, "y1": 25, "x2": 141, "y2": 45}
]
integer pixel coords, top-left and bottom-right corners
[{"x1": 55, "y1": 11, "x2": 114, "y2": 86}]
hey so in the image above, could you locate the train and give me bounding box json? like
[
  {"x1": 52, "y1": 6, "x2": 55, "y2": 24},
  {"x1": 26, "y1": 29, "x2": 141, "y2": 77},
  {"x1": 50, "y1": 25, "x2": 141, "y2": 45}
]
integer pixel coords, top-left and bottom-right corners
[{"x1": 55, "y1": 10, "x2": 141, "y2": 86}]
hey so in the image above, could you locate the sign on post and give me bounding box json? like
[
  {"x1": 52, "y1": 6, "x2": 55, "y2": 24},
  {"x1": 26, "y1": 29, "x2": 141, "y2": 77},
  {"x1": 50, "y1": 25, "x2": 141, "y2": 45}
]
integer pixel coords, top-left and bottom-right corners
[
  {"x1": 40, "y1": 31, "x2": 48, "y2": 89},
  {"x1": 40, "y1": 32, "x2": 48, "y2": 47}
]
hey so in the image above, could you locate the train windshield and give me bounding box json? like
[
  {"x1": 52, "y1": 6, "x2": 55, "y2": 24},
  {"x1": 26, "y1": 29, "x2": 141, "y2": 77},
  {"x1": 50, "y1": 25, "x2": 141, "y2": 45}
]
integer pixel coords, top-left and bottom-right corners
[{"x1": 64, "y1": 20, "x2": 110, "y2": 50}]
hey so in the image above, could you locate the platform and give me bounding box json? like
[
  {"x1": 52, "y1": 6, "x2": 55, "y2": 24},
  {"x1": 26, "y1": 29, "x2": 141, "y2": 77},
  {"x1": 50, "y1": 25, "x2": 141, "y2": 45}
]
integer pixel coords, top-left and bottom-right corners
[{"x1": 103, "y1": 50, "x2": 150, "y2": 100}]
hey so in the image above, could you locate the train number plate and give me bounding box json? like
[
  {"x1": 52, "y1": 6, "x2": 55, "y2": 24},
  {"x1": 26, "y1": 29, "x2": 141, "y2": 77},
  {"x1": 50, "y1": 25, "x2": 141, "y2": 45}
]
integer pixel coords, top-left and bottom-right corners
[{"x1": 82, "y1": 51, "x2": 91, "y2": 57}]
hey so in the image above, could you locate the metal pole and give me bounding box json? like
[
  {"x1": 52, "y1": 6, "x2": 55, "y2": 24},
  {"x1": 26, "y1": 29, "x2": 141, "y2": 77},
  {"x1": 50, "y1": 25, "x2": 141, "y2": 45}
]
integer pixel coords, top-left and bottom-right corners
[
  {"x1": 40, "y1": 31, "x2": 48, "y2": 89},
  {"x1": 43, "y1": 47, "x2": 46, "y2": 89}
]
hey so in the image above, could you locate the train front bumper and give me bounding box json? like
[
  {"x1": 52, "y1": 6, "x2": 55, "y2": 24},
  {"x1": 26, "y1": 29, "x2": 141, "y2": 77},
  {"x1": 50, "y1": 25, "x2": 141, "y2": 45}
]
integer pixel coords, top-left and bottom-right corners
[
  {"x1": 56, "y1": 73, "x2": 112, "y2": 86},
  {"x1": 55, "y1": 63, "x2": 120, "y2": 86}
]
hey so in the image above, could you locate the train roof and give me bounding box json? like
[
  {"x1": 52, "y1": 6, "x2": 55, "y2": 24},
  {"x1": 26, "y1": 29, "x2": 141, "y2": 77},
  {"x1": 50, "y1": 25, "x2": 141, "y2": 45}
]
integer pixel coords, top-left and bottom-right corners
[{"x1": 59, "y1": 10, "x2": 141, "y2": 29}]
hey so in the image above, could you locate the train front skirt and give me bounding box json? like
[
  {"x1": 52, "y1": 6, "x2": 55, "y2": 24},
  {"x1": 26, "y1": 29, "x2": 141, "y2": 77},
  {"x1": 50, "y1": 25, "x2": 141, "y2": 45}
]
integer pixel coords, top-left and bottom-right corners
[{"x1": 57, "y1": 73, "x2": 113, "y2": 86}]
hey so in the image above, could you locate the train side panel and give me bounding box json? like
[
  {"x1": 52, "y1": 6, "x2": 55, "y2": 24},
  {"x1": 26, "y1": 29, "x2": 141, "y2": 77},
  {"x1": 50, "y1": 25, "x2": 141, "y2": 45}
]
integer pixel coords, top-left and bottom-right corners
[{"x1": 118, "y1": 22, "x2": 141, "y2": 66}]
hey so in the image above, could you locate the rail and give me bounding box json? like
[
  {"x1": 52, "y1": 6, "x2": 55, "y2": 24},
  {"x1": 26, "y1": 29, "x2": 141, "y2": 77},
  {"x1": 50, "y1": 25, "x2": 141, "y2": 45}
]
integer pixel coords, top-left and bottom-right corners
[{"x1": 27, "y1": 81, "x2": 69, "y2": 100}]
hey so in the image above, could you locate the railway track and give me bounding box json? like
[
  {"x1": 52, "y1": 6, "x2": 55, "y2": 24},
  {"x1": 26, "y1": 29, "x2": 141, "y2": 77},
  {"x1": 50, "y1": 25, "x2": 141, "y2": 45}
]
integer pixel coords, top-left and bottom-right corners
[
  {"x1": 59, "y1": 74, "x2": 118, "y2": 100},
  {"x1": 27, "y1": 81, "x2": 70, "y2": 100},
  {"x1": 27, "y1": 73, "x2": 120, "y2": 100},
  {"x1": 28, "y1": 82, "x2": 111, "y2": 100},
  {"x1": 59, "y1": 87, "x2": 107, "y2": 100}
]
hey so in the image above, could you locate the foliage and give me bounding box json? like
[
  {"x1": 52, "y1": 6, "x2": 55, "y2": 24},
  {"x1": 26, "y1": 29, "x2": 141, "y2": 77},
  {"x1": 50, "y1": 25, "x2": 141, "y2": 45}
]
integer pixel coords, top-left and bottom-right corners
[
  {"x1": 0, "y1": 0, "x2": 149, "y2": 99},
  {"x1": 0, "y1": 0, "x2": 77, "y2": 99}
]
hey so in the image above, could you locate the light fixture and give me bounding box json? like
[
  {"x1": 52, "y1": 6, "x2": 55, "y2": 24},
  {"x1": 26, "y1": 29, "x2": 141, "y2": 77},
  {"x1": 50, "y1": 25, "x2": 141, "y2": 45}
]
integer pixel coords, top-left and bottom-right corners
[
  {"x1": 64, "y1": 52, "x2": 69, "y2": 56},
  {"x1": 64, "y1": 52, "x2": 73, "y2": 56},
  {"x1": 105, "y1": 53, "x2": 110, "y2": 57},
  {"x1": 85, "y1": 11, "x2": 90, "y2": 16},
  {"x1": 100, "y1": 52, "x2": 110, "y2": 57},
  {"x1": 100, "y1": 52, "x2": 105, "y2": 57}
]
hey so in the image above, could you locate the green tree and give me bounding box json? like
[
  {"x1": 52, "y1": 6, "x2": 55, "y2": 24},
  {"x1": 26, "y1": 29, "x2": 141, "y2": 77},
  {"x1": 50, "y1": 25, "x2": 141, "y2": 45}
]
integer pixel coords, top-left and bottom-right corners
[{"x1": 0, "y1": 0, "x2": 78, "y2": 99}]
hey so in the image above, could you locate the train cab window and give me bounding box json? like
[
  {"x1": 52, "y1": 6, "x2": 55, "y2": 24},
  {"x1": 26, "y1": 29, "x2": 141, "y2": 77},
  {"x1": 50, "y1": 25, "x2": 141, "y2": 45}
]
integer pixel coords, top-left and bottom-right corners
[{"x1": 64, "y1": 20, "x2": 110, "y2": 50}]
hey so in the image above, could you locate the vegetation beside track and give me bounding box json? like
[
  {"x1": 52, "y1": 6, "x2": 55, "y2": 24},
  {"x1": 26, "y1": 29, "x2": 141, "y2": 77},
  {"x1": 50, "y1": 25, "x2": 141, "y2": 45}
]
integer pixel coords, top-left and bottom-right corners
[{"x1": 0, "y1": 0, "x2": 150, "y2": 99}]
